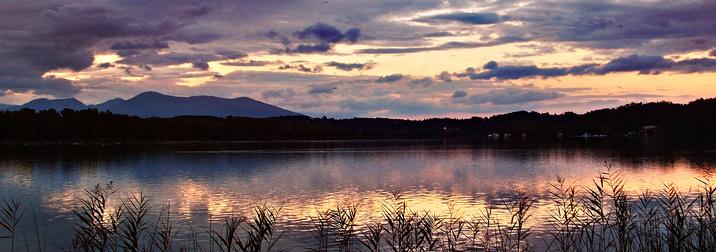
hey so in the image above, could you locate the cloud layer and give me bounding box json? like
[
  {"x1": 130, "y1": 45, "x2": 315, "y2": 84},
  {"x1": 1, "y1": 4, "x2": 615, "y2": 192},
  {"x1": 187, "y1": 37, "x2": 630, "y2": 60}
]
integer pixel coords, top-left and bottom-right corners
[
  {"x1": 0, "y1": 0, "x2": 714, "y2": 118},
  {"x1": 453, "y1": 55, "x2": 716, "y2": 80}
]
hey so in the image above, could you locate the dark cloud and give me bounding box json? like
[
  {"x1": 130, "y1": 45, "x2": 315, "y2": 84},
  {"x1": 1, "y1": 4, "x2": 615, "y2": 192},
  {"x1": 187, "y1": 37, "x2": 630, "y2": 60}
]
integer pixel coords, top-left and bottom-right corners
[
  {"x1": 513, "y1": 1, "x2": 716, "y2": 53},
  {"x1": 483, "y1": 61, "x2": 498, "y2": 70},
  {"x1": 437, "y1": 71, "x2": 452, "y2": 82},
  {"x1": 343, "y1": 28, "x2": 361, "y2": 43},
  {"x1": 308, "y1": 85, "x2": 336, "y2": 94},
  {"x1": 163, "y1": 30, "x2": 225, "y2": 44},
  {"x1": 423, "y1": 32, "x2": 454, "y2": 37},
  {"x1": 295, "y1": 43, "x2": 332, "y2": 53},
  {"x1": 457, "y1": 88, "x2": 563, "y2": 105},
  {"x1": 216, "y1": 50, "x2": 247, "y2": 59},
  {"x1": 711, "y1": 50, "x2": 716, "y2": 57},
  {"x1": 416, "y1": 12, "x2": 503, "y2": 25},
  {"x1": 181, "y1": 3, "x2": 210, "y2": 17},
  {"x1": 452, "y1": 90, "x2": 467, "y2": 98},
  {"x1": 358, "y1": 36, "x2": 525, "y2": 54},
  {"x1": 464, "y1": 64, "x2": 595, "y2": 80},
  {"x1": 595, "y1": 54, "x2": 672, "y2": 74},
  {"x1": 266, "y1": 31, "x2": 280, "y2": 39},
  {"x1": 324, "y1": 61, "x2": 376, "y2": 71},
  {"x1": 120, "y1": 65, "x2": 150, "y2": 76},
  {"x1": 98, "y1": 63, "x2": 114, "y2": 68},
  {"x1": 0, "y1": 76, "x2": 80, "y2": 97},
  {"x1": 116, "y1": 49, "x2": 143, "y2": 57},
  {"x1": 0, "y1": 1, "x2": 211, "y2": 96},
  {"x1": 296, "y1": 23, "x2": 346, "y2": 43},
  {"x1": 455, "y1": 54, "x2": 716, "y2": 80},
  {"x1": 295, "y1": 23, "x2": 361, "y2": 44},
  {"x1": 265, "y1": 30, "x2": 292, "y2": 46},
  {"x1": 265, "y1": 1, "x2": 716, "y2": 56},
  {"x1": 375, "y1": 74, "x2": 405, "y2": 83},
  {"x1": 593, "y1": 54, "x2": 716, "y2": 75},
  {"x1": 191, "y1": 60, "x2": 209, "y2": 70},
  {"x1": 279, "y1": 23, "x2": 362, "y2": 54},
  {"x1": 221, "y1": 60, "x2": 278, "y2": 67},
  {"x1": 408, "y1": 77, "x2": 433, "y2": 88},
  {"x1": 119, "y1": 51, "x2": 221, "y2": 67},
  {"x1": 278, "y1": 64, "x2": 322, "y2": 73},
  {"x1": 41, "y1": 4, "x2": 181, "y2": 39},
  {"x1": 672, "y1": 58, "x2": 716, "y2": 73},
  {"x1": 111, "y1": 38, "x2": 169, "y2": 50}
]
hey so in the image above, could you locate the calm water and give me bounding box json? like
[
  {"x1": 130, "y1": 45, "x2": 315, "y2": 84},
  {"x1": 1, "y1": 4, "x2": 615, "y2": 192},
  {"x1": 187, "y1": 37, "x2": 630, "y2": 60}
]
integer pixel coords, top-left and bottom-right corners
[{"x1": 0, "y1": 140, "x2": 715, "y2": 250}]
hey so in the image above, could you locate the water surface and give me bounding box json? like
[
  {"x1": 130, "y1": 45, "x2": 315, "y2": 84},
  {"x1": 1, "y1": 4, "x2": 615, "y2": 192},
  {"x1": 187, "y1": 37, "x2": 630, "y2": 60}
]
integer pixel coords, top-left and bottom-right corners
[{"x1": 0, "y1": 140, "x2": 714, "y2": 250}]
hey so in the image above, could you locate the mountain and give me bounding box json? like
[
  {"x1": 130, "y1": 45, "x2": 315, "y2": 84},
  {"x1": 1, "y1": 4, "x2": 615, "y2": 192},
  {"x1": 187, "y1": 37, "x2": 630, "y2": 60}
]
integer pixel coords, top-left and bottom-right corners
[
  {"x1": 0, "y1": 92, "x2": 302, "y2": 118},
  {"x1": 105, "y1": 92, "x2": 302, "y2": 118},
  {"x1": 91, "y1": 98, "x2": 125, "y2": 111},
  {"x1": 0, "y1": 103, "x2": 15, "y2": 110},
  {"x1": 19, "y1": 98, "x2": 86, "y2": 111}
]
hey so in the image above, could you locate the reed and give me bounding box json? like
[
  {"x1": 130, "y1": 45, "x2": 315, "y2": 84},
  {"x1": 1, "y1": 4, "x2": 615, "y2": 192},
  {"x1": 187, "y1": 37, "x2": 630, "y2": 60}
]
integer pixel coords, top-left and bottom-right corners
[
  {"x1": 207, "y1": 215, "x2": 244, "y2": 252},
  {"x1": 327, "y1": 203, "x2": 358, "y2": 251},
  {"x1": 306, "y1": 210, "x2": 331, "y2": 252},
  {"x1": 357, "y1": 222, "x2": 382, "y2": 252},
  {"x1": 71, "y1": 182, "x2": 123, "y2": 252},
  {"x1": 693, "y1": 177, "x2": 716, "y2": 251},
  {"x1": 505, "y1": 190, "x2": 534, "y2": 252},
  {"x1": 545, "y1": 176, "x2": 582, "y2": 251},
  {"x1": 0, "y1": 199, "x2": 24, "y2": 252},
  {"x1": 441, "y1": 204, "x2": 463, "y2": 251},
  {"x1": 206, "y1": 204, "x2": 283, "y2": 252},
  {"x1": 148, "y1": 204, "x2": 174, "y2": 252},
  {"x1": 119, "y1": 193, "x2": 150, "y2": 252}
]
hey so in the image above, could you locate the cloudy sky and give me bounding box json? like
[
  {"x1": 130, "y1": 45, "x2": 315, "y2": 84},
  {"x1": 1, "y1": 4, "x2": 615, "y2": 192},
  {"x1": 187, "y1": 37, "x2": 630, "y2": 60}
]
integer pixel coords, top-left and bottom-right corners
[{"x1": 1, "y1": 0, "x2": 716, "y2": 118}]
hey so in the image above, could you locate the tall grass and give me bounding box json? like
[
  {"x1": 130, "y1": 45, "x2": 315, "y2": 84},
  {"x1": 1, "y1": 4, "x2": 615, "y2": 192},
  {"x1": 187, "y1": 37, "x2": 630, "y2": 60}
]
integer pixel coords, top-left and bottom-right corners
[
  {"x1": 0, "y1": 199, "x2": 24, "y2": 251},
  {"x1": 206, "y1": 205, "x2": 283, "y2": 252},
  {"x1": 71, "y1": 182, "x2": 123, "y2": 251},
  {"x1": 148, "y1": 203, "x2": 174, "y2": 252},
  {"x1": 1, "y1": 166, "x2": 716, "y2": 251}
]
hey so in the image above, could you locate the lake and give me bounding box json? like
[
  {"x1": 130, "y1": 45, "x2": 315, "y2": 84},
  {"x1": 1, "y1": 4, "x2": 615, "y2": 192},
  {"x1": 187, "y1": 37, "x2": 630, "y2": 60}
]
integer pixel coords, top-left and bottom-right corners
[{"x1": 1, "y1": 139, "x2": 715, "y2": 250}]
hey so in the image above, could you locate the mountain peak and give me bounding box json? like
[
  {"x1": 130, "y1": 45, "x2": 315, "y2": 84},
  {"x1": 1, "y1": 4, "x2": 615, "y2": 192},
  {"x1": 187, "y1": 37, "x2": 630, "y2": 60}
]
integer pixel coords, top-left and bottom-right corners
[
  {"x1": 21, "y1": 97, "x2": 86, "y2": 111},
  {"x1": 92, "y1": 98, "x2": 126, "y2": 111},
  {"x1": 105, "y1": 97, "x2": 126, "y2": 102},
  {"x1": 135, "y1": 91, "x2": 167, "y2": 98}
]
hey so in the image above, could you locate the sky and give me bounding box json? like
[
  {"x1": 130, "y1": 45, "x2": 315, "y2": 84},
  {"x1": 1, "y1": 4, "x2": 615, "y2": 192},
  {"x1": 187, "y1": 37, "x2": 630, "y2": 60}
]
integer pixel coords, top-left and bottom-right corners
[{"x1": 1, "y1": 0, "x2": 716, "y2": 118}]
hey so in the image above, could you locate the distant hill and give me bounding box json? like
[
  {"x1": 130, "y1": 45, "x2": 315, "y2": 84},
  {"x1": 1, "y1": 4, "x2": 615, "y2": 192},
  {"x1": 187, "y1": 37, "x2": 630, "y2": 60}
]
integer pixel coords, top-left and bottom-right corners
[
  {"x1": 91, "y1": 98, "x2": 125, "y2": 111},
  {"x1": 18, "y1": 98, "x2": 86, "y2": 111},
  {"x1": 106, "y1": 92, "x2": 302, "y2": 118},
  {"x1": 0, "y1": 103, "x2": 14, "y2": 110},
  {"x1": 1, "y1": 92, "x2": 302, "y2": 118}
]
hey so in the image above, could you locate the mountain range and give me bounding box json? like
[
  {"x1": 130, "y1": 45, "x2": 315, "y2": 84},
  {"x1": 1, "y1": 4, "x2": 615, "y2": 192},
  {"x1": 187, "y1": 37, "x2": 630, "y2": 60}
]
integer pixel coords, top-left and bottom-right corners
[{"x1": 0, "y1": 91, "x2": 302, "y2": 118}]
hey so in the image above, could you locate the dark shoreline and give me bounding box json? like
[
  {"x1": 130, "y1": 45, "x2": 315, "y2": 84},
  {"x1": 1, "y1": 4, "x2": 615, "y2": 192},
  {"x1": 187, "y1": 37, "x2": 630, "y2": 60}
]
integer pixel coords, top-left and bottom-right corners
[
  {"x1": 2, "y1": 137, "x2": 715, "y2": 153},
  {"x1": 2, "y1": 98, "x2": 716, "y2": 143}
]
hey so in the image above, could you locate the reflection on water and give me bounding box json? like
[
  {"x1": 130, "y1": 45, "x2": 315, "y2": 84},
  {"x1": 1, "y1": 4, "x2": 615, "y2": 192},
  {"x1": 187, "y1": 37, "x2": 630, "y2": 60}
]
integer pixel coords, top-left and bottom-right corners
[{"x1": 0, "y1": 140, "x2": 715, "y2": 250}]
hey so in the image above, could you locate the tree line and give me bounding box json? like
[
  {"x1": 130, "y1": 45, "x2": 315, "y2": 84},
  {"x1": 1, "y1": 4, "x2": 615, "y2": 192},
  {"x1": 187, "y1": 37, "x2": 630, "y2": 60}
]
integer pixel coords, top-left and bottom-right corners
[{"x1": 1, "y1": 98, "x2": 715, "y2": 142}]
